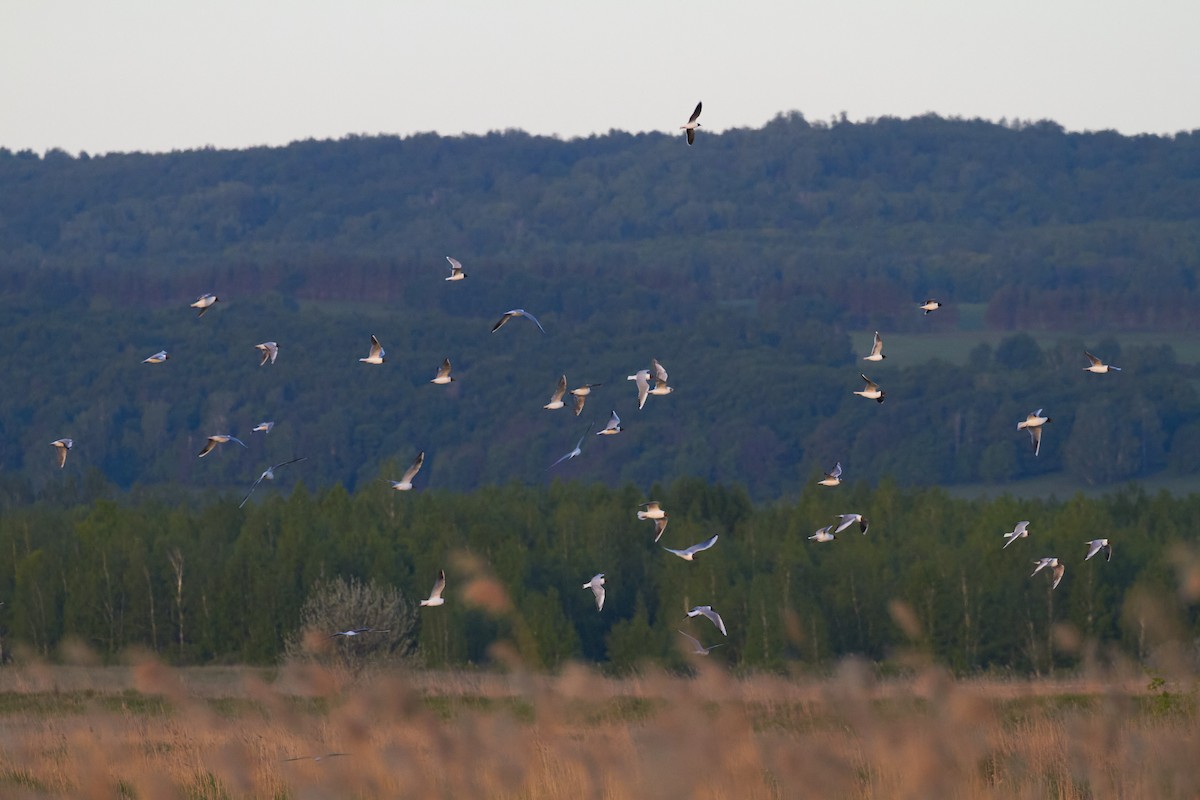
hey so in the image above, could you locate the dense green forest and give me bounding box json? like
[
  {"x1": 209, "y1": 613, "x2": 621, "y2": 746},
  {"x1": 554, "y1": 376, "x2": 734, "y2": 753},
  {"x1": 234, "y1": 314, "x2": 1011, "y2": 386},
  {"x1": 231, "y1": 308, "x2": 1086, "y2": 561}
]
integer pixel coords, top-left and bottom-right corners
[
  {"x1": 1, "y1": 480, "x2": 1197, "y2": 673},
  {"x1": 2, "y1": 114, "x2": 1200, "y2": 497}
]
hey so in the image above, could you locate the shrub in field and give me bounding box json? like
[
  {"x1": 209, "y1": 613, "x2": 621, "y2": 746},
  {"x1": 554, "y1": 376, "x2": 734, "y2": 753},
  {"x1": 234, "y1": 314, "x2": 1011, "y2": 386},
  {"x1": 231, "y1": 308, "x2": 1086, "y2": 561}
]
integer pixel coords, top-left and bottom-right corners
[{"x1": 283, "y1": 576, "x2": 418, "y2": 669}]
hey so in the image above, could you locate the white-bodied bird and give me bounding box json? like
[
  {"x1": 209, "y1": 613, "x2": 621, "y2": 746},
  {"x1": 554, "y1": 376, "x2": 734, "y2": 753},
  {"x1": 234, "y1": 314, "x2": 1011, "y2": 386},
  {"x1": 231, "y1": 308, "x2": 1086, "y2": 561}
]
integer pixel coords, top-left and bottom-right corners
[
  {"x1": 198, "y1": 434, "x2": 247, "y2": 458},
  {"x1": 386, "y1": 451, "x2": 425, "y2": 491},
  {"x1": 191, "y1": 293, "x2": 219, "y2": 317},
  {"x1": 1084, "y1": 351, "x2": 1121, "y2": 374},
  {"x1": 50, "y1": 438, "x2": 73, "y2": 469},
  {"x1": 596, "y1": 410, "x2": 623, "y2": 435},
  {"x1": 420, "y1": 570, "x2": 447, "y2": 607},
  {"x1": 255, "y1": 341, "x2": 279, "y2": 366},
  {"x1": 583, "y1": 573, "x2": 606, "y2": 611},
  {"x1": 252, "y1": 421, "x2": 275, "y2": 434},
  {"x1": 1031, "y1": 557, "x2": 1065, "y2": 589},
  {"x1": 431, "y1": 358, "x2": 455, "y2": 385},
  {"x1": 1085, "y1": 539, "x2": 1113, "y2": 562},
  {"x1": 549, "y1": 425, "x2": 592, "y2": 469},
  {"x1": 491, "y1": 309, "x2": 545, "y2": 334},
  {"x1": 359, "y1": 334, "x2": 385, "y2": 365},
  {"x1": 1003, "y1": 520, "x2": 1032, "y2": 549},
  {"x1": 920, "y1": 299, "x2": 941, "y2": 315},
  {"x1": 854, "y1": 374, "x2": 885, "y2": 403},
  {"x1": 664, "y1": 534, "x2": 718, "y2": 561},
  {"x1": 686, "y1": 605, "x2": 728, "y2": 636},
  {"x1": 143, "y1": 350, "x2": 169, "y2": 364},
  {"x1": 834, "y1": 513, "x2": 869, "y2": 535},
  {"x1": 818, "y1": 462, "x2": 843, "y2": 487},
  {"x1": 809, "y1": 525, "x2": 837, "y2": 543},
  {"x1": 544, "y1": 375, "x2": 568, "y2": 410},
  {"x1": 444, "y1": 256, "x2": 467, "y2": 281},
  {"x1": 1017, "y1": 409, "x2": 1052, "y2": 456},
  {"x1": 863, "y1": 331, "x2": 886, "y2": 362},
  {"x1": 677, "y1": 629, "x2": 725, "y2": 655},
  {"x1": 239, "y1": 456, "x2": 306, "y2": 508}
]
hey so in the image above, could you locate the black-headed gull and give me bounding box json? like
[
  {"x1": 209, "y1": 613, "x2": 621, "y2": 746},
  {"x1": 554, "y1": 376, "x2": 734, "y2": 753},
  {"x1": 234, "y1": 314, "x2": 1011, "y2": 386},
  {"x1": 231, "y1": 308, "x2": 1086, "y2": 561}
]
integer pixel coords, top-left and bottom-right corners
[
  {"x1": 1017, "y1": 409, "x2": 1051, "y2": 456},
  {"x1": 386, "y1": 451, "x2": 425, "y2": 491},
  {"x1": 1031, "y1": 557, "x2": 1065, "y2": 589},
  {"x1": 920, "y1": 299, "x2": 941, "y2": 315},
  {"x1": 834, "y1": 513, "x2": 869, "y2": 535},
  {"x1": 818, "y1": 462, "x2": 843, "y2": 487},
  {"x1": 359, "y1": 335, "x2": 385, "y2": 365},
  {"x1": 571, "y1": 383, "x2": 602, "y2": 417},
  {"x1": 809, "y1": 525, "x2": 836, "y2": 543},
  {"x1": 490, "y1": 309, "x2": 545, "y2": 334},
  {"x1": 143, "y1": 350, "x2": 169, "y2": 364},
  {"x1": 544, "y1": 375, "x2": 568, "y2": 410},
  {"x1": 198, "y1": 434, "x2": 247, "y2": 458},
  {"x1": 252, "y1": 421, "x2": 275, "y2": 434},
  {"x1": 681, "y1": 101, "x2": 702, "y2": 145},
  {"x1": 50, "y1": 438, "x2": 73, "y2": 468},
  {"x1": 549, "y1": 425, "x2": 591, "y2": 469},
  {"x1": 1003, "y1": 520, "x2": 1031, "y2": 549},
  {"x1": 255, "y1": 341, "x2": 279, "y2": 366},
  {"x1": 596, "y1": 410, "x2": 622, "y2": 435},
  {"x1": 677, "y1": 629, "x2": 724, "y2": 655},
  {"x1": 686, "y1": 605, "x2": 728, "y2": 636},
  {"x1": 863, "y1": 331, "x2": 886, "y2": 362},
  {"x1": 664, "y1": 534, "x2": 718, "y2": 561},
  {"x1": 239, "y1": 457, "x2": 307, "y2": 509},
  {"x1": 1085, "y1": 539, "x2": 1112, "y2": 562},
  {"x1": 583, "y1": 573, "x2": 605, "y2": 610},
  {"x1": 444, "y1": 256, "x2": 467, "y2": 282},
  {"x1": 854, "y1": 374, "x2": 885, "y2": 403},
  {"x1": 191, "y1": 293, "x2": 219, "y2": 317},
  {"x1": 420, "y1": 570, "x2": 447, "y2": 606},
  {"x1": 431, "y1": 358, "x2": 455, "y2": 385},
  {"x1": 1083, "y1": 351, "x2": 1121, "y2": 374},
  {"x1": 329, "y1": 627, "x2": 389, "y2": 639}
]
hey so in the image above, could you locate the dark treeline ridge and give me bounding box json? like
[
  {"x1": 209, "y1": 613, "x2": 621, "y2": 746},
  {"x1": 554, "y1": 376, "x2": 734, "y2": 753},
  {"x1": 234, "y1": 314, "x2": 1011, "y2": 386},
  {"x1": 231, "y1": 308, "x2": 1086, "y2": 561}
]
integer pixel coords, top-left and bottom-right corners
[
  {"x1": 4, "y1": 113, "x2": 1200, "y2": 332},
  {"x1": 1, "y1": 479, "x2": 1197, "y2": 673}
]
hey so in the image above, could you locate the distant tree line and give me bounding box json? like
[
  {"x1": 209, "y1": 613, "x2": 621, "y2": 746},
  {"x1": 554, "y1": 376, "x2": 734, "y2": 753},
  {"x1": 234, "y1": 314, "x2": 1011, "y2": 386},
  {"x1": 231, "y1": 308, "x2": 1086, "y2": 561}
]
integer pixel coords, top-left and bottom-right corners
[{"x1": 0, "y1": 479, "x2": 1196, "y2": 674}]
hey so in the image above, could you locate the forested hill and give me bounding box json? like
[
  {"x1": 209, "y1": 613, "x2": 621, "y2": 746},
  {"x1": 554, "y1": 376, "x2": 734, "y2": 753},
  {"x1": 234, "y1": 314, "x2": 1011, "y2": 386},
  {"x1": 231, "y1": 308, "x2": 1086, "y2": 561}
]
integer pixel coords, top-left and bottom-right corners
[
  {"x1": 4, "y1": 114, "x2": 1200, "y2": 331},
  {"x1": 2, "y1": 114, "x2": 1200, "y2": 501}
]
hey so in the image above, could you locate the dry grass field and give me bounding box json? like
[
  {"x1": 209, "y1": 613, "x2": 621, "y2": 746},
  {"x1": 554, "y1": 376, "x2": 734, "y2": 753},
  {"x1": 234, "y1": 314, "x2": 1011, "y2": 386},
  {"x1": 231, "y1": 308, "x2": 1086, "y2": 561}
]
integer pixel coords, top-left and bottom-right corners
[{"x1": 0, "y1": 650, "x2": 1196, "y2": 799}]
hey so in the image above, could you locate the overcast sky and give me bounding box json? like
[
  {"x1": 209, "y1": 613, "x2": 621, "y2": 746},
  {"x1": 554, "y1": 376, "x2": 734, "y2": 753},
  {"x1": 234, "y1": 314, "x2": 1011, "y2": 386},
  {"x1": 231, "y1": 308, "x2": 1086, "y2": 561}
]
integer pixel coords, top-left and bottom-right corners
[{"x1": 2, "y1": 0, "x2": 1197, "y2": 155}]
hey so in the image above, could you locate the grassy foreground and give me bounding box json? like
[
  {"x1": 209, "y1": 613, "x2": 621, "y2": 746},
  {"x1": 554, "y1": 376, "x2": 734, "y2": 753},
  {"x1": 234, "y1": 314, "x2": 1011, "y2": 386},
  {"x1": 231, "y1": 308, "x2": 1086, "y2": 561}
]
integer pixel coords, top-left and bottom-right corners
[{"x1": 0, "y1": 655, "x2": 1196, "y2": 799}]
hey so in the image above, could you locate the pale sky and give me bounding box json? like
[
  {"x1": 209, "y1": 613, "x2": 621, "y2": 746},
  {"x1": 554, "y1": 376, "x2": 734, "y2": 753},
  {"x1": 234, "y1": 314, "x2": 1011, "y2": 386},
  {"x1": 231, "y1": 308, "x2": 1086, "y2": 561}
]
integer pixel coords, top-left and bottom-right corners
[{"x1": 2, "y1": 0, "x2": 1197, "y2": 155}]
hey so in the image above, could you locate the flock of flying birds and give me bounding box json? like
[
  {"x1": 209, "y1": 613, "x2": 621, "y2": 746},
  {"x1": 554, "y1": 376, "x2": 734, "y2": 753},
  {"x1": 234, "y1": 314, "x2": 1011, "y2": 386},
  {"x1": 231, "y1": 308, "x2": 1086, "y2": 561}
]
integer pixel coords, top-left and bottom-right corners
[
  {"x1": 42, "y1": 101, "x2": 1119, "y2": 655},
  {"x1": 807, "y1": 314, "x2": 1122, "y2": 596}
]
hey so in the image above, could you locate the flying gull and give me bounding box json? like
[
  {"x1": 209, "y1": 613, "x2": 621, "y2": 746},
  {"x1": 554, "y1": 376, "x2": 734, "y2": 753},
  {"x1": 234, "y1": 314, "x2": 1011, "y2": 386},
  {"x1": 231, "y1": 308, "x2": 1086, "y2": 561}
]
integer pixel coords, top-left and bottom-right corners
[
  {"x1": 664, "y1": 534, "x2": 718, "y2": 561},
  {"x1": 686, "y1": 605, "x2": 728, "y2": 636},
  {"x1": 681, "y1": 101, "x2": 703, "y2": 145},
  {"x1": 863, "y1": 331, "x2": 886, "y2": 362},
  {"x1": 420, "y1": 570, "x2": 447, "y2": 607},
  {"x1": 386, "y1": 451, "x2": 425, "y2": 491},
  {"x1": 920, "y1": 299, "x2": 941, "y2": 315},
  {"x1": 239, "y1": 456, "x2": 307, "y2": 508},
  {"x1": 198, "y1": 434, "x2": 247, "y2": 458},
  {"x1": 854, "y1": 374, "x2": 885, "y2": 403},
  {"x1": 818, "y1": 462, "x2": 843, "y2": 487},
  {"x1": 1085, "y1": 539, "x2": 1113, "y2": 562},
  {"x1": 809, "y1": 525, "x2": 837, "y2": 543},
  {"x1": 549, "y1": 424, "x2": 592, "y2": 469},
  {"x1": 544, "y1": 375, "x2": 568, "y2": 410},
  {"x1": 255, "y1": 341, "x2": 279, "y2": 366},
  {"x1": 596, "y1": 410, "x2": 623, "y2": 435},
  {"x1": 431, "y1": 358, "x2": 455, "y2": 385},
  {"x1": 50, "y1": 438, "x2": 73, "y2": 469},
  {"x1": 1084, "y1": 351, "x2": 1121, "y2": 374},
  {"x1": 444, "y1": 256, "x2": 467, "y2": 281},
  {"x1": 491, "y1": 309, "x2": 545, "y2": 334},
  {"x1": 677, "y1": 629, "x2": 725, "y2": 655},
  {"x1": 191, "y1": 293, "x2": 219, "y2": 317},
  {"x1": 1016, "y1": 409, "x2": 1052, "y2": 456},
  {"x1": 1031, "y1": 557, "x2": 1065, "y2": 589},
  {"x1": 359, "y1": 335, "x2": 385, "y2": 365},
  {"x1": 583, "y1": 573, "x2": 606, "y2": 611},
  {"x1": 833, "y1": 513, "x2": 869, "y2": 535},
  {"x1": 143, "y1": 350, "x2": 169, "y2": 364},
  {"x1": 1003, "y1": 520, "x2": 1031, "y2": 549}
]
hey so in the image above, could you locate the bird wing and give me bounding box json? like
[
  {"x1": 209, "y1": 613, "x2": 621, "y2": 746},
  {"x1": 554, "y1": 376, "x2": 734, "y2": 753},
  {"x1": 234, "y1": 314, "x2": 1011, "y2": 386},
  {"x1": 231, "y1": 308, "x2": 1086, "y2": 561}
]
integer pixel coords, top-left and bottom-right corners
[
  {"x1": 653, "y1": 516, "x2": 669, "y2": 542},
  {"x1": 238, "y1": 474, "x2": 268, "y2": 509},
  {"x1": 550, "y1": 374, "x2": 567, "y2": 403},
  {"x1": 573, "y1": 393, "x2": 587, "y2": 416},
  {"x1": 871, "y1": 331, "x2": 884, "y2": 357},
  {"x1": 518, "y1": 310, "x2": 546, "y2": 333},
  {"x1": 490, "y1": 312, "x2": 512, "y2": 333},
  {"x1": 686, "y1": 128, "x2": 695, "y2": 146},
  {"x1": 1085, "y1": 540, "x2": 1102, "y2": 560},
  {"x1": 652, "y1": 358, "x2": 668, "y2": 383},
  {"x1": 701, "y1": 607, "x2": 727, "y2": 635},
  {"x1": 1052, "y1": 563, "x2": 1065, "y2": 589},
  {"x1": 401, "y1": 451, "x2": 425, "y2": 484},
  {"x1": 830, "y1": 462, "x2": 843, "y2": 479},
  {"x1": 677, "y1": 629, "x2": 703, "y2": 651},
  {"x1": 436, "y1": 358, "x2": 452, "y2": 380},
  {"x1": 636, "y1": 372, "x2": 649, "y2": 409},
  {"x1": 833, "y1": 514, "x2": 856, "y2": 534},
  {"x1": 1030, "y1": 426, "x2": 1043, "y2": 456},
  {"x1": 369, "y1": 335, "x2": 384, "y2": 359},
  {"x1": 689, "y1": 101, "x2": 702, "y2": 123},
  {"x1": 1084, "y1": 351, "x2": 1101, "y2": 367},
  {"x1": 861, "y1": 374, "x2": 879, "y2": 391},
  {"x1": 608, "y1": 410, "x2": 621, "y2": 428},
  {"x1": 429, "y1": 569, "x2": 446, "y2": 601},
  {"x1": 687, "y1": 534, "x2": 719, "y2": 555},
  {"x1": 446, "y1": 256, "x2": 463, "y2": 273},
  {"x1": 198, "y1": 438, "x2": 218, "y2": 458}
]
